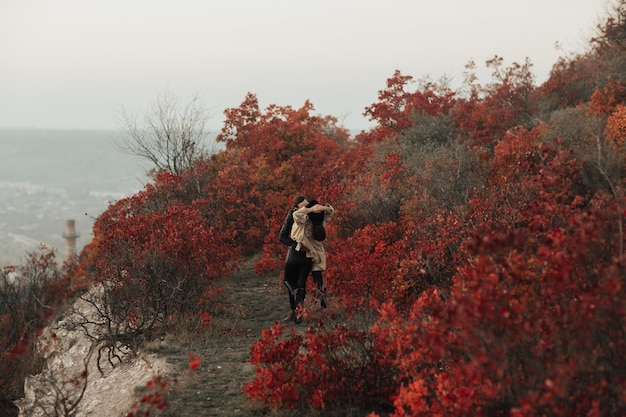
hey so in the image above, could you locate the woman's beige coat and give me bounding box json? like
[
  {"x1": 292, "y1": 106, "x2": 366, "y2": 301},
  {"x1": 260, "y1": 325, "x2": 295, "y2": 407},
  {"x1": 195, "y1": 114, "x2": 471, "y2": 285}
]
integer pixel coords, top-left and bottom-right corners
[{"x1": 291, "y1": 204, "x2": 334, "y2": 271}]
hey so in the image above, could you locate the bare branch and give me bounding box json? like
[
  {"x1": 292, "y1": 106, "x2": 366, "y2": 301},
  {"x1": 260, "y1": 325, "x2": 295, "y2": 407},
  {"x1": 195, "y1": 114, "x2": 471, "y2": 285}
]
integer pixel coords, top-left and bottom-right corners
[{"x1": 115, "y1": 90, "x2": 212, "y2": 175}]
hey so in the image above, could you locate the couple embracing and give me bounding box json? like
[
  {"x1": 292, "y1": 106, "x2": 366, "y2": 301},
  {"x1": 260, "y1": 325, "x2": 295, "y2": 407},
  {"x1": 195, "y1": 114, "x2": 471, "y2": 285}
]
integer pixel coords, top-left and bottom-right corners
[{"x1": 278, "y1": 195, "x2": 334, "y2": 323}]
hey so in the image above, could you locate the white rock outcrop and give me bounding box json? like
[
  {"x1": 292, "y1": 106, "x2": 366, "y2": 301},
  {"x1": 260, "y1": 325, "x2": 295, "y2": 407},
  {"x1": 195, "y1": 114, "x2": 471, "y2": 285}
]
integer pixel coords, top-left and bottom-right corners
[{"x1": 16, "y1": 289, "x2": 170, "y2": 417}]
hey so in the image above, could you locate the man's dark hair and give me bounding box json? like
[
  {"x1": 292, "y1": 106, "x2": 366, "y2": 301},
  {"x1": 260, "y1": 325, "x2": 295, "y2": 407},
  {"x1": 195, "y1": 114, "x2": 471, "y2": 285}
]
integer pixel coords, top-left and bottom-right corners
[{"x1": 293, "y1": 195, "x2": 306, "y2": 208}]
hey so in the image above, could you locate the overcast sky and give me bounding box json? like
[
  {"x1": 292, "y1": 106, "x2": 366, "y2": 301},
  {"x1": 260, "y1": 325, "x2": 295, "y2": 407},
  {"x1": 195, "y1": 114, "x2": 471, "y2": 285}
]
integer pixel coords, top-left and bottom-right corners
[{"x1": 0, "y1": 0, "x2": 610, "y2": 132}]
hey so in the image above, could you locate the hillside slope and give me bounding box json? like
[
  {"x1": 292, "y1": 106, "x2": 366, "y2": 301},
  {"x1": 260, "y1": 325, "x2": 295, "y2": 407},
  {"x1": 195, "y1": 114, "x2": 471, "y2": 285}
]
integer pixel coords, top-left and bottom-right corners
[
  {"x1": 16, "y1": 257, "x2": 296, "y2": 417},
  {"x1": 156, "y1": 257, "x2": 292, "y2": 417}
]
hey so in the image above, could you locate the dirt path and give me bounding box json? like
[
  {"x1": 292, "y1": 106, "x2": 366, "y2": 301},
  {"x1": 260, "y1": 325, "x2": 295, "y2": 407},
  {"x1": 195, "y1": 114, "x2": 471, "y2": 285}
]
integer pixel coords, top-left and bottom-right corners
[{"x1": 161, "y1": 258, "x2": 290, "y2": 417}]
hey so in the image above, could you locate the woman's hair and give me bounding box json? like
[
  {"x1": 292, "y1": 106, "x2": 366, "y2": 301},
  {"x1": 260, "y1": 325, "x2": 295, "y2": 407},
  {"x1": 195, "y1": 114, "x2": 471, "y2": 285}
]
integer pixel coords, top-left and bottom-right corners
[
  {"x1": 293, "y1": 195, "x2": 306, "y2": 208},
  {"x1": 306, "y1": 199, "x2": 326, "y2": 241}
]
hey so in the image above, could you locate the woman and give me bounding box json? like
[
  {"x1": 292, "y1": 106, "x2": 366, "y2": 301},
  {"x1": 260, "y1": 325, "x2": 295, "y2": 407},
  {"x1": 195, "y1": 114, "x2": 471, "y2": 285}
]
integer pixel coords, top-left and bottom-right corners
[{"x1": 279, "y1": 195, "x2": 311, "y2": 323}]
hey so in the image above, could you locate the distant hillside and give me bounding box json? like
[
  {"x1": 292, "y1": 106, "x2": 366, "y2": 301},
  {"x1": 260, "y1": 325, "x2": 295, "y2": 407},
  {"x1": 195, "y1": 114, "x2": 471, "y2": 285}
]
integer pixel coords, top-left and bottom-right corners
[{"x1": 0, "y1": 129, "x2": 149, "y2": 265}]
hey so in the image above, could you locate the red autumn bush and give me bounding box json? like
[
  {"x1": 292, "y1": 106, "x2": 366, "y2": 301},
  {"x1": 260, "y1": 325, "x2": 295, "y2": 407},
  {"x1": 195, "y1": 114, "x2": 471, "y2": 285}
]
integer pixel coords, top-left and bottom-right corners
[
  {"x1": 326, "y1": 221, "x2": 403, "y2": 302},
  {"x1": 245, "y1": 312, "x2": 398, "y2": 414},
  {"x1": 0, "y1": 247, "x2": 71, "y2": 408},
  {"x1": 371, "y1": 191, "x2": 626, "y2": 416},
  {"x1": 77, "y1": 173, "x2": 238, "y2": 358},
  {"x1": 247, "y1": 110, "x2": 626, "y2": 416}
]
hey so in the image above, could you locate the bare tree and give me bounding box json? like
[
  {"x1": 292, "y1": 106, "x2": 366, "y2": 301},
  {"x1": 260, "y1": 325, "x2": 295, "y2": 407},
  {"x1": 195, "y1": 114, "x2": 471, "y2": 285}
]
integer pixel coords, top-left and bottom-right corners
[{"x1": 117, "y1": 91, "x2": 212, "y2": 175}]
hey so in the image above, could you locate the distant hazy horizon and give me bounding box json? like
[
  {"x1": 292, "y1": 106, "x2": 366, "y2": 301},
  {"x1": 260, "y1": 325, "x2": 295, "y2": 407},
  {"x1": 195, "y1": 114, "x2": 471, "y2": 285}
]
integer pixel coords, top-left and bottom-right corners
[{"x1": 0, "y1": 128, "x2": 150, "y2": 265}]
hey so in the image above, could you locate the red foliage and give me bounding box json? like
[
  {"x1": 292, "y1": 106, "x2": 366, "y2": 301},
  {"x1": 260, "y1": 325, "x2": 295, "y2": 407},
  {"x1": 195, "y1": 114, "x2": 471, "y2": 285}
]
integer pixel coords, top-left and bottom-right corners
[
  {"x1": 534, "y1": 56, "x2": 595, "y2": 110},
  {"x1": 244, "y1": 318, "x2": 397, "y2": 413},
  {"x1": 454, "y1": 57, "x2": 536, "y2": 146},
  {"x1": 372, "y1": 191, "x2": 626, "y2": 416},
  {"x1": 605, "y1": 105, "x2": 626, "y2": 149},
  {"x1": 126, "y1": 375, "x2": 174, "y2": 417},
  {"x1": 86, "y1": 174, "x2": 237, "y2": 334},
  {"x1": 1, "y1": 247, "x2": 71, "y2": 403},
  {"x1": 326, "y1": 221, "x2": 403, "y2": 302},
  {"x1": 246, "y1": 113, "x2": 626, "y2": 415},
  {"x1": 588, "y1": 79, "x2": 626, "y2": 115},
  {"x1": 363, "y1": 70, "x2": 456, "y2": 142},
  {"x1": 214, "y1": 93, "x2": 351, "y2": 271},
  {"x1": 244, "y1": 323, "x2": 303, "y2": 409},
  {"x1": 188, "y1": 354, "x2": 201, "y2": 371},
  {"x1": 216, "y1": 93, "x2": 349, "y2": 187}
]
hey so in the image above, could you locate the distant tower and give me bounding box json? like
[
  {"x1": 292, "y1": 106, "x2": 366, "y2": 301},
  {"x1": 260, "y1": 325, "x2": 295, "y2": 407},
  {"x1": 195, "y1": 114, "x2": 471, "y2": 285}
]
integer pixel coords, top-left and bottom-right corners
[{"x1": 63, "y1": 219, "x2": 80, "y2": 264}]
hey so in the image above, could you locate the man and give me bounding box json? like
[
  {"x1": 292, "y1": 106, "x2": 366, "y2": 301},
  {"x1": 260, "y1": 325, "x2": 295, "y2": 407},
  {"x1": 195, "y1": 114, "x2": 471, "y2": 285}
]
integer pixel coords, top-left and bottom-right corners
[
  {"x1": 279, "y1": 195, "x2": 311, "y2": 323},
  {"x1": 291, "y1": 199, "x2": 334, "y2": 309}
]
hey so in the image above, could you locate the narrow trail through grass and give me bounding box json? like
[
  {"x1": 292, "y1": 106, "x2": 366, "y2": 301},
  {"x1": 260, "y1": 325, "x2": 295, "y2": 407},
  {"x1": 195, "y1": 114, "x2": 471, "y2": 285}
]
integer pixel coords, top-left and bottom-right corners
[{"x1": 152, "y1": 257, "x2": 291, "y2": 417}]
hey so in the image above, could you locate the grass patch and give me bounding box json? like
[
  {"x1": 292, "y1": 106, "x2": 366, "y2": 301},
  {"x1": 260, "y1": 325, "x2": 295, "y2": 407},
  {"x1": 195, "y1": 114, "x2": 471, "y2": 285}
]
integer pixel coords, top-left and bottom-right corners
[{"x1": 156, "y1": 257, "x2": 293, "y2": 417}]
